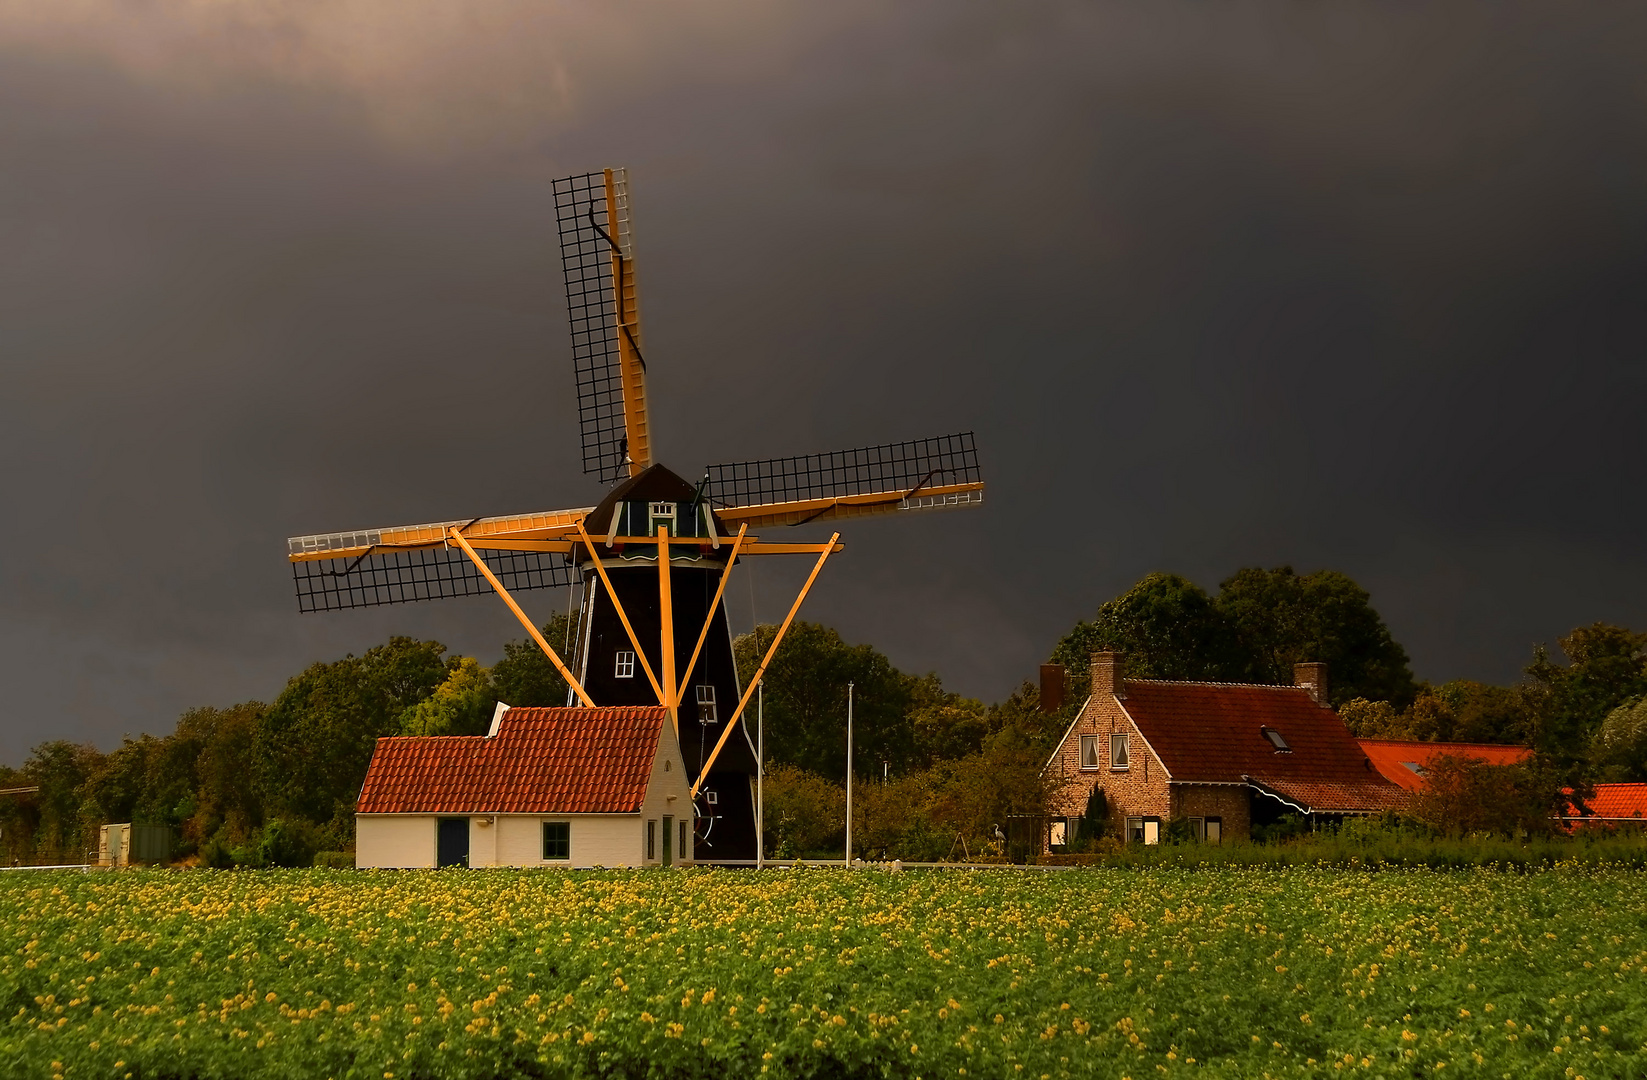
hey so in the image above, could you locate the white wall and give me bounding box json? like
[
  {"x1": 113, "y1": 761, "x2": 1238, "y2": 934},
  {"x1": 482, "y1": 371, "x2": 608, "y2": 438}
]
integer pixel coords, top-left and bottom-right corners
[
  {"x1": 638, "y1": 719, "x2": 694, "y2": 865},
  {"x1": 357, "y1": 816, "x2": 435, "y2": 868}
]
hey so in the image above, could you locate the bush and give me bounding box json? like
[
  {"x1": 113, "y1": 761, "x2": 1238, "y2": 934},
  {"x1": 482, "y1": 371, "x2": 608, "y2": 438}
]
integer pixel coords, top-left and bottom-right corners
[
  {"x1": 257, "y1": 819, "x2": 317, "y2": 869},
  {"x1": 197, "y1": 837, "x2": 235, "y2": 869},
  {"x1": 313, "y1": 851, "x2": 355, "y2": 869}
]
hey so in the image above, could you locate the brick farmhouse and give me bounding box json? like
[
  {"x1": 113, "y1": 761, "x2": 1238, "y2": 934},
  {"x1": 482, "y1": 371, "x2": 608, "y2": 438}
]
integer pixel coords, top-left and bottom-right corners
[{"x1": 1043, "y1": 652, "x2": 1405, "y2": 846}]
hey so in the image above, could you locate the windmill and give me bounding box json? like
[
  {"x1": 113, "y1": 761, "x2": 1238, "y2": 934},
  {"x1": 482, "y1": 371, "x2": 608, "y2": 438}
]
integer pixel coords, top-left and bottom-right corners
[{"x1": 285, "y1": 168, "x2": 984, "y2": 862}]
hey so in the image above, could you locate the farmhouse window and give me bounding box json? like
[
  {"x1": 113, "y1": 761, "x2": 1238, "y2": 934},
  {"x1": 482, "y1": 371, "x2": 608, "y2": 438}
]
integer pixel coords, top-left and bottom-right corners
[
  {"x1": 696, "y1": 684, "x2": 717, "y2": 724},
  {"x1": 1189, "y1": 816, "x2": 1204, "y2": 841},
  {"x1": 1126, "y1": 816, "x2": 1143, "y2": 843},
  {"x1": 1205, "y1": 817, "x2": 1222, "y2": 844},
  {"x1": 1048, "y1": 819, "x2": 1067, "y2": 849},
  {"x1": 1079, "y1": 735, "x2": 1099, "y2": 769},
  {"x1": 615, "y1": 651, "x2": 636, "y2": 678},
  {"x1": 542, "y1": 821, "x2": 570, "y2": 861},
  {"x1": 680, "y1": 820, "x2": 688, "y2": 860},
  {"x1": 1142, "y1": 818, "x2": 1160, "y2": 845},
  {"x1": 1261, "y1": 726, "x2": 1292, "y2": 753},
  {"x1": 1110, "y1": 733, "x2": 1130, "y2": 771},
  {"x1": 647, "y1": 819, "x2": 656, "y2": 861}
]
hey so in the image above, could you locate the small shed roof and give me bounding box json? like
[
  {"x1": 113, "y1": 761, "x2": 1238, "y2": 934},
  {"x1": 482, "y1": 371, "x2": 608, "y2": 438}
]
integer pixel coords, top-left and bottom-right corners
[
  {"x1": 1117, "y1": 680, "x2": 1405, "y2": 814},
  {"x1": 357, "y1": 706, "x2": 668, "y2": 815},
  {"x1": 1357, "y1": 739, "x2": 1531, "y2": 791}
]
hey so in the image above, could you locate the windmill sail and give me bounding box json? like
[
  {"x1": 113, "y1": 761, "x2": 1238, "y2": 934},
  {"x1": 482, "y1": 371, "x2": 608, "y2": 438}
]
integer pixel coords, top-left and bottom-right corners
[
  {"x1": 287, "y1": 506, "x2": 590, "y2": 612},
  {"x1": 292, "y1": 547, "x2": 579, "y2": 612},
  {"x1": 552, "y1": 169, "x2": 651, "y2": 484},
  {"x1": 706, "y1": 431, "x2": 983, "y2": 529}
]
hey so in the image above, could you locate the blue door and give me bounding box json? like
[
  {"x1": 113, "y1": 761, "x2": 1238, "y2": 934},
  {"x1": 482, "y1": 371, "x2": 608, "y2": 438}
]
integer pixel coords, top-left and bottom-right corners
[{"x1": 437, "y1": 818, "x2": 469, "y2": 868}]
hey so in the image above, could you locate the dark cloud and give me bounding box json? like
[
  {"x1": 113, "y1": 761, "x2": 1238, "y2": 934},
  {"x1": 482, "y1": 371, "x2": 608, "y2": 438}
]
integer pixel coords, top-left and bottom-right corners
[{"x1": 2, "y1": 2, "x2": 1645, "y2": 762}]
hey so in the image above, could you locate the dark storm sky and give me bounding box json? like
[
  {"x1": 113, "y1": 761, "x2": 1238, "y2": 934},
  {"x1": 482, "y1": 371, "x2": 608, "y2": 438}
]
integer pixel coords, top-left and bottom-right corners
[{"x1": 3, "y1": 2, "x2": 1645, "y2": 763}]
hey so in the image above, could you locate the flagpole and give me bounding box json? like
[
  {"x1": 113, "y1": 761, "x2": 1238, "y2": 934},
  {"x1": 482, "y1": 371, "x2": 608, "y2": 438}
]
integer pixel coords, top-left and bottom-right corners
[
  {"x1": 845, "y1": 681, "x2": 854, "y2": 867},
  {"x1": 756, "y1": 680, "x2": 764, "y2": 871}
]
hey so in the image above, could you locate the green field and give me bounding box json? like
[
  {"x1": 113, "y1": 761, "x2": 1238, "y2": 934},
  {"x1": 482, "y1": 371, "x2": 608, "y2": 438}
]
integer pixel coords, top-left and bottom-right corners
[{"x1": 2, "y1": 866, "x2": 1643, "y2": 1079}]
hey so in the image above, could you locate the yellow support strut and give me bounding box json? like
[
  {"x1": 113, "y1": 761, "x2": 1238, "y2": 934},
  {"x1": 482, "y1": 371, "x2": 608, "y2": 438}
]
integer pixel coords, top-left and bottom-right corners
[
  {"x1": 446, "y1": 529, "x2": 595, "y2": 707},
  {"x1": 689, "y1": 532, "x2": 839, "y2": 799},
  {"x1": 575, "y1": 521, "x2": 666, "y2": 706}
]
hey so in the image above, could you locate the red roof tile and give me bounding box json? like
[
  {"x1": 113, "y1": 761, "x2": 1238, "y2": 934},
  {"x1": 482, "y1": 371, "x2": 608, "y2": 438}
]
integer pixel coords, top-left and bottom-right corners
[
  {"x1": 1568, "y1": 783, "x2": 1647, "y2": 821},
  {"x1": 1119, "y1": 680, "x2": 1404, "y2": 813},
  {"x1": 1357, "y1": 739, "x2": 1531, "y2": 791},
  {"x1": 357, "y1": 706, "x2": 668, "y2": 815}
]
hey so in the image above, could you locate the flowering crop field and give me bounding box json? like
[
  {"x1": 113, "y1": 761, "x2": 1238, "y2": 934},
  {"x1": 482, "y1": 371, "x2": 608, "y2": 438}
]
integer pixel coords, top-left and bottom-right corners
[{"x1": 2, "y1": 867, "x2": 1644, "y2": 1080}]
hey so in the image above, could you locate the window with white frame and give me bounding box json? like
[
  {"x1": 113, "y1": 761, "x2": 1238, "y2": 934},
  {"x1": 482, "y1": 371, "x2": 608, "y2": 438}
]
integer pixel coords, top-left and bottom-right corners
[
  {"x1": 1079, "y1": 734, "x2": 1099, "y2": 769},
  {"x1": 649, "y1": 502, "x2": 677, "y2": 534},
  {"x1": 1110, "y1": 733, "x2": 1130, "y2": 771},
  {"x1": 614, "y1": 651, "x2": 636, "y2": 678},
  {"x1": 696, "y1": 684, "x2": 717, "y2": 724},
  {"x1": 704, "y1": 789, "x2": 718, "y2": 807}
]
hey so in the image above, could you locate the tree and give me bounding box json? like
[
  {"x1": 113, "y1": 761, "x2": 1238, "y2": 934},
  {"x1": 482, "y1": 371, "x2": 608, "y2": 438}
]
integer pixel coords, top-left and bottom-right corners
[
  {"x1": 1592, "y1": 697, "x2": 1647, "y2": 782},
  {"x1": 21, "y1": 741, "x2": 104, "y2": 860},
  {"x1": 254, "y1": 636, "x2": 450, "y2": 828},
  {"x1": 1407, "y1": 754, "x2": 1565, "y2": 838},
  {"x1": 181, "y1": 703, "x2": 266, "y2": 847},
  {"x1": 1215, "y1": 566, "x2": 1417, "y2": 706},
  {"x1": 399, "y1": 657, "x2": 496, "y2": 737},
  {"x1": 1051, "y1": 573, "x2": 1240, "y2": 701},
  {"x1": 490, "y1": 613, "x2": 577, "y2": 707},
  {"x1": 734, "y1": 622, "x2": 914, "y2": 781},
  {"x1": 1525, "y1": 623, "x2": 1647, "y2": 764},
  {"x1": 907, "y1": 673, "x2": 990, "y2": 769}
]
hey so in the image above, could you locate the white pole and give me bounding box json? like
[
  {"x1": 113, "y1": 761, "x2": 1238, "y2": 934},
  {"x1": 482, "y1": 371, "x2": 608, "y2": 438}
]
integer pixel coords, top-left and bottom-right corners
[
  {"x1": 845, "y1": 681, "x2": 854, "y2": 866},
  {"x1": 756, "y1": 680, "x2": 764, "y2": 871}
]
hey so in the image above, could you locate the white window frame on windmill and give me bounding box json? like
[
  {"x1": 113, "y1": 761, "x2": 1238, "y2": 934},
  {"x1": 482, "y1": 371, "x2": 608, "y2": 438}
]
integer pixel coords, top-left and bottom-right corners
[
  {"x1": 614, "y1": 651, "x2": 636, "y2": 679},
  {"x1": 696, "y1": 684, "x2": 717, "y2": 725},
  {"x1": 648, "y1": 501, "x2": 676, "y2": 536}
]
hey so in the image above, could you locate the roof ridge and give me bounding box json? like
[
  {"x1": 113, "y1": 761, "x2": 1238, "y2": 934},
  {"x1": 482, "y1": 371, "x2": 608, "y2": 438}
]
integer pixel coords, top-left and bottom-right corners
[
  {"x1": 1358, "y1": 738, "x2": 1529, "y2": 750},
  {"x1": 1125, "y1": 678, "x2": 1313, "y2": 692}
]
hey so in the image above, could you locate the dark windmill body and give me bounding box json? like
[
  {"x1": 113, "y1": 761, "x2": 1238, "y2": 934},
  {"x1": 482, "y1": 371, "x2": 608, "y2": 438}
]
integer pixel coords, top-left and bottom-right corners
[
  {"x1": 572, "y1": 466, "x2": 759, "y2": 859},
  {"x1": 286, "y1": 167, "x2": 984, "y2": 865}
]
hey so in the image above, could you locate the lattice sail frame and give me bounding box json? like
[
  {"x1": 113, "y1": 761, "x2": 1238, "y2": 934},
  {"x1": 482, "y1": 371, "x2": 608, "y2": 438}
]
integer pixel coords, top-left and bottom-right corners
[
  {"x1": 706, "y1": 431, "x2": 983, "y2": 529},
  {"x1": 292, "y1": 548, "x2": 579, "y2": 613},
  {"x1": 551, "y1": 170, "x2": 646, "y2": 485}
]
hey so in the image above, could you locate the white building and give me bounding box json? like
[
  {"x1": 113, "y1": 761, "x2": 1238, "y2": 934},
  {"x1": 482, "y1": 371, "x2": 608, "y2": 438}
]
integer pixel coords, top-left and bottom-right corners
[{"x1": 355, "y1": 705, "x2": 694, "y2": 869}]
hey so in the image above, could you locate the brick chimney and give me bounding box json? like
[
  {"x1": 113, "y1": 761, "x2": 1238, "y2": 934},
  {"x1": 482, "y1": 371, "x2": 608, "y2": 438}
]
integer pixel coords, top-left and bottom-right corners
[
  {"x1": 1293, "y1": 662, "x2": 1328, "y2": 706},
  {"x1": 1091, "y1": 651, "x2": 1125, "y2": 700},
  {"x1": 1038, "y1": 665, "x2": 1065, "y2": 713}
]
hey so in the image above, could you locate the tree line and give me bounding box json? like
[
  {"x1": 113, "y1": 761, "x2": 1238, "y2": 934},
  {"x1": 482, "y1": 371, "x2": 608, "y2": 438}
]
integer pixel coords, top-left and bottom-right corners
[{"x1": 2, "y1": 564, "x2": 1640, "y2": 865}]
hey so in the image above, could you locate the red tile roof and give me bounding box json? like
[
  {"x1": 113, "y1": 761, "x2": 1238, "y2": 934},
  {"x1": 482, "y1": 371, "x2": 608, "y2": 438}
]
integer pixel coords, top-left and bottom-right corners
[
  {"x1": 1357, "y1": 739, "x2": 1531, "y2": 791},
  {"x1": 357, "y1": 706, "x2": 668, "y2": 815},
  {"x1": 1119, "y1": 680, "x2": 1405, "y2": 814},
  {"x1": 1566, "y1": 783, "x2": 1647, "y2": 821}
]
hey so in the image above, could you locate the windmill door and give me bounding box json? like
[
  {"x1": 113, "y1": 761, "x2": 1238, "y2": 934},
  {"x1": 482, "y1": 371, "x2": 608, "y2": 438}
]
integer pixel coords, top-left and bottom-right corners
[{"x1": 437, "y1": 818, "x2": 469, "y2": 868}]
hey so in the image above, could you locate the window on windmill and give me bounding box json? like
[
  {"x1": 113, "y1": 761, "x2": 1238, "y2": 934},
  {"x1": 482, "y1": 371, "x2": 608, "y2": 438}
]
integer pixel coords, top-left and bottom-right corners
[
  {"x1": 541, "y1": 821, "x2": 570, "y2": 861},
  {"x1": 1110, "y1": 733, "x2": 1130, "y2": 771},
  {"x1": 1079, "y1": 735, "x2": 1099, "y2": 770},
  {"x1": 1261, "y1": 726, "x2": 1292, "y2": 753},
  {"x1": 615, "y1": 651, "x2": 636, "y2": 678},
  {"x1": 704, "y1": 789, "x2": 718, "y2": 807},
  {"x1": 649, "y1": 502, "x2": 677, "y2": 534},
  {"x1": 696, "y1": 684, "x2": 717, "y2": 724}
]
